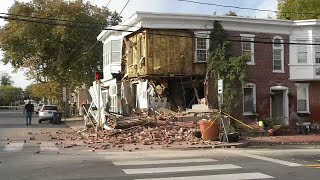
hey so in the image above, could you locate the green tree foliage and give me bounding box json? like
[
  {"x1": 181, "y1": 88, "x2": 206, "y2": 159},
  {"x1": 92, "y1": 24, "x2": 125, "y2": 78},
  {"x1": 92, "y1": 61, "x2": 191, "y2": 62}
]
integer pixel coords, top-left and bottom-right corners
[
  {"x1": 31, "y1": 81, "x2": 62, "y2": 106},
  {"x1": 207, "y1": 21, "x2": 249, "y2": 113},
  {"x1": 0, "y1": 0, "x2": 121, "y2": 90},
  {"x1": 0, "y1": 85, "x2": 23, "y2": 106},
  {"x1": 278, "y1": 0, "x2": 320, "y2": 20},
  {"x1": 0, "y1": 73, "x2": 13, "y2": 86},
  {"x1": 23, "y1": 84, "x2": 33, "y2": 100}
]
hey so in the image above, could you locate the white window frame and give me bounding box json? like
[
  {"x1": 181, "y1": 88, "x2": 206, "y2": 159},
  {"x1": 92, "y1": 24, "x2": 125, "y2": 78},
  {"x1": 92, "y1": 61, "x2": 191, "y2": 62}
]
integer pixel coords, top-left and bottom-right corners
[
  {"x1": 195, "y1": 32, "x2": 209, "y2": 63},
  {"x1": 109, "y1": 84, "x2": 118, "y2": 113},
  {"x1": 106, "y1": 41, "x2": 111, "y2": 66},
  {"x1": 273, "y1": 36, "x2": 285, "y2": 73},
  {"x1": 103, "y1": 43, "x2": 107, "y2": 67},
  {"x1": 105, "y1": 39, "x2": 121, "y2": 66},
  {"x1": 297, "y1": 39, "x2": 308, "y2": 64},
  {"x1": 111, "y1": 40, "x2": 121, "y2": 63},
  {"x1": 241, "y1": 34, "x2": 255, "y2": 65},
  {"x1": 315, "y1": 38, "x2": 320, "y2": 64},
  {"x1": 242, "y1": 83, "x2": 256, "y2": 115},
  {"x1": 296, "y1": 83, "x2": 310, "y2": 113}
]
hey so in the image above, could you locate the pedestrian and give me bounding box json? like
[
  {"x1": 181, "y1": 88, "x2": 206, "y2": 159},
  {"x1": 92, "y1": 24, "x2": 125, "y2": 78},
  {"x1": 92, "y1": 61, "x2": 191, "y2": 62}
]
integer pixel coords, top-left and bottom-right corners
[{"x1": 23, "y1": 101, "x2": 34, "y2": 126}]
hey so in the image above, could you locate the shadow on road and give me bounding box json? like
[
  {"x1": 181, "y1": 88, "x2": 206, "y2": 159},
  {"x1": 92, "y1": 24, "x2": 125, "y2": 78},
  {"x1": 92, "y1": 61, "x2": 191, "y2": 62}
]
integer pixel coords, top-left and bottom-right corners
[{"x1": 0, "y1": 122, "x2": 66, "y2": 129}]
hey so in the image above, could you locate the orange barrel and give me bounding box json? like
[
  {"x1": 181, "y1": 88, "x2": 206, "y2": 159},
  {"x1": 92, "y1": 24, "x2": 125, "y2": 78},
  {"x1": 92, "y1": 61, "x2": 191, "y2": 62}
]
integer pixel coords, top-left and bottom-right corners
[{"x1": 199, "y1": 120, "x2": 220, "y2": 140}]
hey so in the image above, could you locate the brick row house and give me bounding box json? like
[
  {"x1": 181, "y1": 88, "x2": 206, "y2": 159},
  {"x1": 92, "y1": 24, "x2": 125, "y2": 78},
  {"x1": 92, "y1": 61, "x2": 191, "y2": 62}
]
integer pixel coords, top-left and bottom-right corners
[{"x1": 95, "y1": 12, "x2": 320, "y2": 125}]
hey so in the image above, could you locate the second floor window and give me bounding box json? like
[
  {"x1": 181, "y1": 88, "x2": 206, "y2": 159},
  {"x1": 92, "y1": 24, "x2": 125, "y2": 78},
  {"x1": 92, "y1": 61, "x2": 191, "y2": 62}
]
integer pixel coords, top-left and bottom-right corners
[
  {"x1": 241, "y1": 34, "x2": 255, "y2": 65},
  {"x1": 104, "y1": 39, "x2": 121, "y2": 66},
  {"x1": 297, "y1": 40, "x2": 307, "y2": 63},
  {"x1": 273, "y1": 36, "x2": 284, "y2": 72},
  {"x1": 195, "y1": 32, "x2": 209, "y2": 62}
]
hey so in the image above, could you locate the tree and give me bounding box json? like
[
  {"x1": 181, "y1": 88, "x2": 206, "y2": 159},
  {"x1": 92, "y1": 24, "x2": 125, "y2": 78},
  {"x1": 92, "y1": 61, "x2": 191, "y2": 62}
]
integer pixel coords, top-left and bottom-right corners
[
  {"x1": 207, "y1": 21, "x2": 249, "y2": 113},
  {"x1": 278, "y1": 0, "x2": 320, "y2": 20},
  {"x1": 0, "y1": 85, "x2": 23, "y2": 106},
  {"x1": 0, "y1": 0, "x2": 121, "y2": 93},
  {"x1": 0, "y1": 73, "x2": 13, "y2": 86},
  {"x1": 31, "y1": 81, "x2": 61, "y2": 105},
  {"x1": 225, "y1": 11, "x2": 238, "y2": 16}
]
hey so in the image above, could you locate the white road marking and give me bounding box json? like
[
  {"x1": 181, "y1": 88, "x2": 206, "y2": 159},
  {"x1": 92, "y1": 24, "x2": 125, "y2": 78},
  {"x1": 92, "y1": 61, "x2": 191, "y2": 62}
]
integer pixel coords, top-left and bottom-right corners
[
  {"x1": 123, "y1": 164, "x2": 241, "y2": 174},
  {"x1": 134, "y1": 172, "x2": 274, "y2": 180},
  {"x1": 3, "y1": 142, "x2": 24, "y2": 152},
  {"x1": 40, "y1": 142, "x2": 59, "y2": 151},
  {"x1": 113, "y1": 158, "x2": 216, "y2": 166},
  {"x1": 232, "y1": 151, "x2": 302, "y2": 167}
]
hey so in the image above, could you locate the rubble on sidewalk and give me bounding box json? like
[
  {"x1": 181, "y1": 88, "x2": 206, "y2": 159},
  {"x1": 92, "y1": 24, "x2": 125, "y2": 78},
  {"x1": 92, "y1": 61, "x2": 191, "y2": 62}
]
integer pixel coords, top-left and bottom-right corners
[{"x1": 82, "y1": 108, "x2": 224, "y2": 151}]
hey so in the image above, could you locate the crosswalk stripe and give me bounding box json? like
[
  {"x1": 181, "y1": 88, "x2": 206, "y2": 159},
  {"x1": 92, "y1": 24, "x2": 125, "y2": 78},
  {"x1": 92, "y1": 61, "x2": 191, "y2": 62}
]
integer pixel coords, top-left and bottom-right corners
[
  {"x1": 134, "y1": 172, "x2": 274, "y2": 180},
  {"x1": 40, "y1": 142, "x2": 59, "y2": 151},
  {"x1": 3, "y1": 142, "x2": 24, "y2": 152},
  {"x1": 123, "y1": 164, "x2": 241, "y2": 174},
  {"x1": 113, "y1": 158, "x2": 216, "y2": 166},
  {"x1": 232, "y1": 151, "x2": 302, "y2": 167}
]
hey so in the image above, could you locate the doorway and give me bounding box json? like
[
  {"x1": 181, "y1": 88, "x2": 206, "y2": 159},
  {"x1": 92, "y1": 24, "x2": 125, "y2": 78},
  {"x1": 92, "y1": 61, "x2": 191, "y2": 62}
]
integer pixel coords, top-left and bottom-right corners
[{"x1": 270, "y1": 87, "x2": 289, "y2": 125}]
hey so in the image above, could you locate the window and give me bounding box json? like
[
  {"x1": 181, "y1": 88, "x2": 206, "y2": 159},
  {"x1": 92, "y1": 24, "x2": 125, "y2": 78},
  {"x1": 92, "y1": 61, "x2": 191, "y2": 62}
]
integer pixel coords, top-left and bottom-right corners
[
  {"x1": 105, "y1": 40, "x2": 121, "y2": 66},
  {"x1": 195, "y1": 32, "x2": 209, "y2": 62},
  {"x1": 243, "y1": 83, "x2": 256, "y2": 115},
  {"x1": 109, "y1": 85, "x2": 118, "y2": 113},
  {"x1": 111, "y1": 40, "x2": 121, "y2": 63},
  {"x1": 241, "y1": 34, "x2": 255, "y2": 65},
  {"x1": 297, "y1": 40, "x2": 307, "y2": 63},
  {"x1": 296, "y1": 84, "x2": 309, "y2": 113},
  {"x1": 273, "y1": 36, "x2": 284, "y2": 72},
  {"x1": 315, "y1": 39, "x2": 320, "y2": 64}
]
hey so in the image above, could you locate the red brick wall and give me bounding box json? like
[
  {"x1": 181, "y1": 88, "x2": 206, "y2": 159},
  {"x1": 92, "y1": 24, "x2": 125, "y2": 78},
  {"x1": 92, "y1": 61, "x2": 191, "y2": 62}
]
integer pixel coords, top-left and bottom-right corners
[
  {"x1": 308, "y1": 82, "x2": 320, "y2": 122},
  {"x1": 226, "y1": 31, "x2": 296, "y2": 122}
]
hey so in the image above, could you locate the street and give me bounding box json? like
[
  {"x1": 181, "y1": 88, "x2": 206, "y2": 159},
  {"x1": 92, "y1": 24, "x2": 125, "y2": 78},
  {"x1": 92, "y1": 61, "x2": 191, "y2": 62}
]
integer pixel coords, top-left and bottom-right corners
[{"x1": 1, "y1": 110, "x2": 320, "y2": 180}]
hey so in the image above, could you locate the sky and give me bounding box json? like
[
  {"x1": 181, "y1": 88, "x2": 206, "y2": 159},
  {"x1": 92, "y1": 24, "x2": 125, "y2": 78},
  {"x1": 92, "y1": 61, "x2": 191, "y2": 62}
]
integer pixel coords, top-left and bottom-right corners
[{"x1": 0, "y1": 0, "x2": 278, "y2": 89}]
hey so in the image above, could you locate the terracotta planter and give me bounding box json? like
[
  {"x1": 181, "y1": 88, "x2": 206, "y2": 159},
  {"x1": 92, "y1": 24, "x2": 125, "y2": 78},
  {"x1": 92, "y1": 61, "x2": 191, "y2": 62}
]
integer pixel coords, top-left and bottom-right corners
[{"x1": 199, "y1": 120, "x2": 220, "y2": 140}]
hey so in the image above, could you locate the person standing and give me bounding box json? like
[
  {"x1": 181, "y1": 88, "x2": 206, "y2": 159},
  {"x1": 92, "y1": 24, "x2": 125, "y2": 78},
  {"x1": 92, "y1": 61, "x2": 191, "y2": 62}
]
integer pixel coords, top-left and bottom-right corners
[{"x1": 24, "y1": 101, "x2": 34, "y2": 126}]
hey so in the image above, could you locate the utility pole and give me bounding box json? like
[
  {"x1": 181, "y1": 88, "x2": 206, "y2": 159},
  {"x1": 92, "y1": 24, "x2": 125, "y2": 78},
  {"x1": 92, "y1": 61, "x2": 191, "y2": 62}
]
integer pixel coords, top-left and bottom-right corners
[{"x1": 96, "y1": 79, "x2": 102, "y2": 133}]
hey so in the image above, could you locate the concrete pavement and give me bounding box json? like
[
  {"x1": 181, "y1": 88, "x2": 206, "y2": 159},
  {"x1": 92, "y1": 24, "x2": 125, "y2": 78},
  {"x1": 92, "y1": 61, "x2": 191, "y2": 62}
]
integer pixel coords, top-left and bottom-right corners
[
  {"x1": 1, "y1": 147, "x2": 320, "y2": 180},
  {"x1": 1, "y1": 109, "x2": 320, "y2": 179}
]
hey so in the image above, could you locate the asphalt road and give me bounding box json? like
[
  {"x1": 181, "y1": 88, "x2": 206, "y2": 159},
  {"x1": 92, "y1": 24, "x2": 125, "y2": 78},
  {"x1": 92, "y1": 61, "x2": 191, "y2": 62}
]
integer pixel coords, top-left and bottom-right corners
[{"x1": 1, "y1": 110, "x2": 320, "y2": 180}]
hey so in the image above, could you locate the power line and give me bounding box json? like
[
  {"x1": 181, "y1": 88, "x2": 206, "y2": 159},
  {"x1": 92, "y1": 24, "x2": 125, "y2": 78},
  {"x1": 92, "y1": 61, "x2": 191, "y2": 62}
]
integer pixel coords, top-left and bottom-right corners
[
  {"x1": 107, "y1": 0, "x2": 112, "y2": 7},
  {"x1": 3, "y1": 11, "x2": 316, "y2": 42},
  {"x1": 119, "y1": 0, "x2": 132, "y2": 15},
  {"x1": 177, "y1": 0, "x2": 320, "y2": 16},
  {"x1": 67, "y1": 40, "x2": 100, "y2": 71},
  {"x1": 2, "y1": 15, "x2": 320, "y2": 46}
]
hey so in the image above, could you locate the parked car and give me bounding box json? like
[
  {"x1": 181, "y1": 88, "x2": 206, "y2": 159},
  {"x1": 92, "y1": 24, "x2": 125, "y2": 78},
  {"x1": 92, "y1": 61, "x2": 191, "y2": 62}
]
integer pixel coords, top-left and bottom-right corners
[
  {"x1": 35, "y1": 103, "x2": 43, "y2": 114},
  {"x1": 38, "y1": 105, "x2": 58, "y2": 123}
]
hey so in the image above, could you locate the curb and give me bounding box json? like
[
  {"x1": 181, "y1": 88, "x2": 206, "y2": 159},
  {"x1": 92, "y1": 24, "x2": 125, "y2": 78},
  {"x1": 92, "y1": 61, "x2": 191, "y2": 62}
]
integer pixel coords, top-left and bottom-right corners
[{"x1": 245, "y1": 141, "x2": 320, "y2": 147}]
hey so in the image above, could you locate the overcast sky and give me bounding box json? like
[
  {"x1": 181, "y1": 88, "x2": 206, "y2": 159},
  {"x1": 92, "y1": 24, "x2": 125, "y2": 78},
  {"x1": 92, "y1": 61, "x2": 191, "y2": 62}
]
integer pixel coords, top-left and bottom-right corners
[{"x1": 0, "y1": 0, "x2": 278, "y2": 89}]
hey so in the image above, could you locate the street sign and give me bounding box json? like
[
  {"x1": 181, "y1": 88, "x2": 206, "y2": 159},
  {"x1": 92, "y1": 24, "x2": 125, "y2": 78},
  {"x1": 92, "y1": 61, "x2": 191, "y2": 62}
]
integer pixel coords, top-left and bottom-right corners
[
  {"x1": 218, "y1": 79, "x2": 223, "y2": 94},
  {"x1": 62, "y1": 87, "x2": 67, "y2": 102}
]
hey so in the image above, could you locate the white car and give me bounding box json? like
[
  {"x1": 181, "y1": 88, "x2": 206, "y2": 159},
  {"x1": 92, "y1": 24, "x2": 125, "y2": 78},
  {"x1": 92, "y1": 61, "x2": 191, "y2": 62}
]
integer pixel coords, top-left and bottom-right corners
[
  {"x1": 35, "y1": 103, "x2": 43, "y2": 114},
  {"x1": 38, "y1": 105, "x2": 58, "y2": 123}
]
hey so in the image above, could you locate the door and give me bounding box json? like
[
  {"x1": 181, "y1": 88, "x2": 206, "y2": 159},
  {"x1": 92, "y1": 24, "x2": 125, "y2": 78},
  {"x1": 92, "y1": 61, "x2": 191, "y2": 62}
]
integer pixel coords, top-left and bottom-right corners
[{"x1": 271, "y1": 90, "x2": 284, "y2": 120}]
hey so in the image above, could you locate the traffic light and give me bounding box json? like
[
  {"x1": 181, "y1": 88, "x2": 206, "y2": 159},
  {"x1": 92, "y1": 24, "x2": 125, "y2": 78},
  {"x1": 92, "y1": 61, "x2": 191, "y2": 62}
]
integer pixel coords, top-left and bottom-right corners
[{"x1": 95, "y1": 71, "x2": 103, "y2": 80}]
